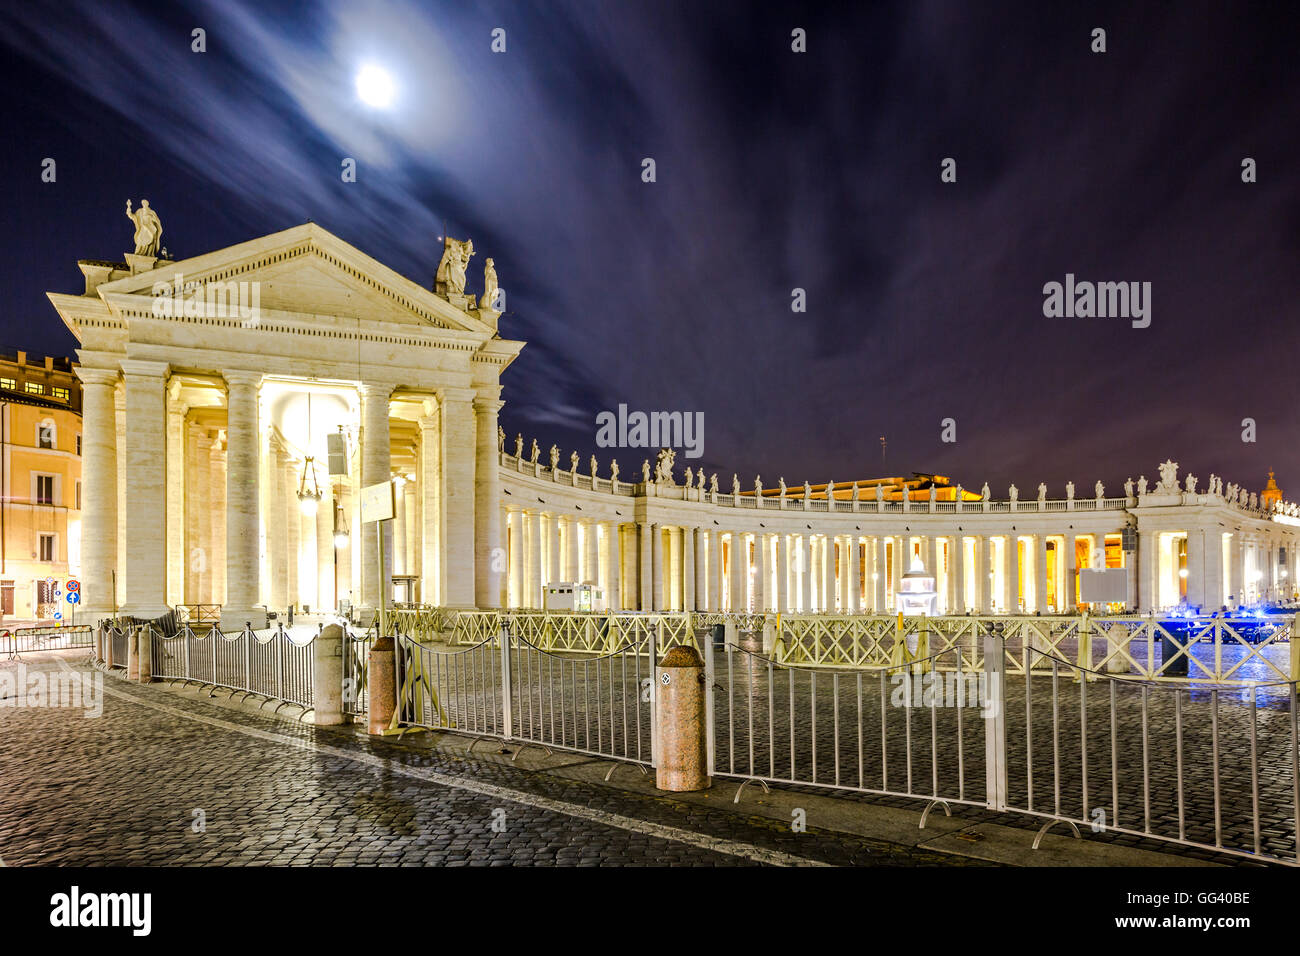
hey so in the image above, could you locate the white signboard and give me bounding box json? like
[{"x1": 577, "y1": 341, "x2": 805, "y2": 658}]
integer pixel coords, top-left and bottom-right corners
[
  {"x1": 359, "y1": 481, "x2": 394, "y2": 523},
  {"x1": 1080, "y1": 568, "x2": 1127, "y2": 604}
]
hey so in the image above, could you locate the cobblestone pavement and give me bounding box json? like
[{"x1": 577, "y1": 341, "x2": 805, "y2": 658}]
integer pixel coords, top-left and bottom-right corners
[{"x1": 0, "y1": 656, "x2": 988, "y2": 867}]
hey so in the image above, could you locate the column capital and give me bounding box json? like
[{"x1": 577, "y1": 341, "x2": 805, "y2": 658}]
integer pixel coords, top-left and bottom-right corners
[
  {"x1": 473, "y1": 396, "x2": 505, "y2": 414},
  {"x1": 222, "y1": 369, "x2": 263, "y2": 389},
  {"x1": 437, "y1": 386, "x2": 477, "y2": 405},
  {"x1": 74, "y1": 365, "x2": 120, "y2": 388},
  {"x1": 358, "y1": 381, "x2": 396, "y2": 400},
  {"x1": 119, "y1": 358, "x2": 171, "y2": 379}
]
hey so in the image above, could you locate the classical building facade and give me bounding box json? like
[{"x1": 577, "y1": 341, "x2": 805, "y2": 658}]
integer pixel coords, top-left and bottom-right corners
[
  {"x1": 47, "y1": 218, "x2": 1299, "y2": 627},
  {"x1": 0, "y1": 351, "x2": 83, "y2": 621}
]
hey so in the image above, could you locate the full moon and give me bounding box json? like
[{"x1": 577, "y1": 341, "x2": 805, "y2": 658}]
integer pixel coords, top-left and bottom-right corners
[{"x1": 355, "y1": 64, "x2": 395, "y2": 108}]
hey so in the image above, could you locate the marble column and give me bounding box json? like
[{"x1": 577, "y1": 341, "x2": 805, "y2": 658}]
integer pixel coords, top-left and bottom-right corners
[
  {"x1": 875, "y1": 537, "x2": 888, "y2": 612},
  {"x1": 507, "y1": 510, "x2": 523, "y2": 607},
  {"x1": 209, "y1": 439, "x2": 227, "y2": 606},
  {"x1": 709, "y1": 530, "x2": 722, "y2": 612},
  {"x1": 799, "y1": 536, "x2": 812, "y2": 613},
  {"x1": 638, "y1": 522, "x2": 652, "y2": 611},
  {"x1": 776, "y1": 534, "x2": 789, "y2": 613},
  {"x1": 440, "y1": 389, "x2": 476, "y2": 608},
  {"x1": 404, "y1": 479, "x2": 419, "y2": 585},
  {"x1": 527, "y1": 511, "x2": 543, "y2": 608},
  {"x1": 473, "y1": 395, "x2": 502, "y2": 608},
  {"x1": 729, "y1": 533, "x2": 746, "y2": 612},
  {"x1": 547, "y1": 514, "x2": 561, "y2": 589},
  {"x1": 651, "y1": 524, "x2": 664, "y2": 611},
  {"x1": 284, "y1": 453, "x2": 300, "y2": 611},
  {"x1": 1185, "y1": 528, "x2": 1207, "y2": 608},
  {"x1": 195, "y1": 429, "x2": 214, "y2": 604},
  {"x1": 267, "y1": 439, "x2": 288, "y2": 612},
  {"x1": 848, "y1": 536, "x2": 861, "y2": 613},
  {"x1": 115, "y1": 385, "x2": 127, "y2": 603},
  {"x1": 392, "y1": 477, "x2": 408, "y2": 575},
  {"x1": 1138, "y1": 530, "x2": 1157, "y2": 612},
  {"x1": 165, "y1": 387, "x2": 185, "y2": 607},
  {"x1": 359, "y1": 383, "x2": 394, "y2": 612},
  {"x1": 315, "y1": 469, "x2": 333, "y2": 611},
  {"x1": 185, "y1": 422, "x2": 203, "y2": 602},
  {"x1": 418, "y1": 414, "x2": 442, "y2": 607},
  {"x1": 951, "y1": 536, "x2": 965, "y2": 613},
  {"x1": 976, "y1": 537, "x2": 992, "y2": 613},
  {"x1": 565, "y1": 517, "x2": 580, "y2": 581},
  {"x1": 1035, "y1": 536, "x2": 1049, "y2": 613},
  {"x1": 120, "y1": 360, "x2": 170, "y2": 618},
  {"x1": 683, "y1": 526, "x2": 696, "y2": 612},
  {"x1": 606, "y1": 522, "x2": 622, "y2": 611},
  {"x1": 73, "y1": 367, "x2": 119, "y2": 618},
  {"x1": 693, "y1": 528, "x2": 707, "y2": 612},
  {"x1": 756, "y1": 533, "x2": 769, "y2": 612},
  {"x1": 928, "y1": 536, "x2": 942, "y2": 613},
  {"x1": 584, "y1": 519, "x2": 599, "y2": 587}
]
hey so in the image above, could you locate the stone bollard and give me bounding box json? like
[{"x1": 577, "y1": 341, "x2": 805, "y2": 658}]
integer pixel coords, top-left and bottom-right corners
[
  {"x1": 313, "y1": 624, "x2": 345, "y2": 726},
  {"x1": 104, "y1": 625, "x2": 115, "y2": 669},
  {"x1": 762, "y1": 620, "x2": 777, "y2": 654},
  {"x1": 655, "y1": 644, "x2": 710, "y2": 792},
  {"x1": 137, "y1": 627, "x2": 152, "y2": 683},
  {"x1": 126, "y1": 626, "x2": 140, "y2": 681},
  {"x1": 367, "y1": 635, "x2": 396, "y2": 735}
]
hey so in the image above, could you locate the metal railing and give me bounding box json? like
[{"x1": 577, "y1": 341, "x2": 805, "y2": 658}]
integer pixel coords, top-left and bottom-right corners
[
  {"x1": 1, "y1": 623, "x2": 94, "y2": 658},
  {"x1": 342, "y1": 626, "x2": 373, "y2": 717},
  {"x1": 394, "y1": 619, "x2": 665, "y2": 769},
  {"x1": 175, "y1": 604, "x2": 222, "y2": 624},
  {"x1": 706, "y1": 620, "x2": 1300, "y2": 865},
  {"x1": 770, "y1": 613, "x2": 1297, "y2": 686},
  {"x1": 148, "y1": 622, "x2": 315, "y2": 711}
]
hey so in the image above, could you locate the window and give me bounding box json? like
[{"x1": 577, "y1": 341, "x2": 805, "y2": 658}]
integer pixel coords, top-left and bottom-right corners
[
  {"x1": 24, "y1": 382, "x2": 43, "y2": 395},
  {"x1": 75, "y1": 481, "x2": 82, "y2": 511},
  {"x1": 37, "y1": 423, "x2": 54, "y2": 449},
  {"x1": 0, "y1": 378, "x2": 13, "y2": 391},
  {"x1": 39, "y1": 535, "x2": 55, "y2": 562},
  {"x1": 35, "y1": 475, "x2": 54, "y2": 505},
  {"x1": 76, "y1": 434, "x2": 82, "y2": 456},
  {"x1": 52, "y1": 387, "x2": 69, "y2": 401}
]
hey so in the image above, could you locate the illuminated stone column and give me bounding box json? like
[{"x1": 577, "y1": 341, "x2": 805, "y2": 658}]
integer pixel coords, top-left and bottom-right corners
[
  {"x1": 847, "y1": 536, "x2": 861, "y2": 612},
  {"x1": 976, "y1": 537, "x2": 992, "y2": 613},
  {"x1": 527, "y1": 511, "x2": 543, "y2": 609},
  {"x1": 315, "y1": 468, "x2": 333, "y2": 611},
  {"x1": 1185, "y1": 528, "x2": 1206, "y2": 608},
  {"x1": 267, "y1": 437, "x2": 288, "y2": 612},
  {"x1": 728, "y1": 532, "x2": 746, "y2": 612},
  {"x1": 566, "y1": 517, "x2": 581, "y2": 582},
  {"x1": 756, "y1": 533, "x2": 769, "y2": 612},
  {"x1": 951, "y1": 536, "x2": 965, "y2": 613},
  {"x1": 73, "y1": 367, "x2": 119, "y2": 618},
  {"x1": 639, "y1": 522, "x2": 652, "y2": 611},
  {"x1": 875, "y1": 537, "x2": 888, "y2": 612},
  {"x1": 928, "y1": 536, "x2": 942, "y2": 612},
  {"x1": 165, "y1": 385, "x2": 185, "y2": 607},
  {"x1": 819, "y1": 535, "x2": 831, "y2": 612},
  {"x1": 120, "y1": 360, "x2": 170, "y2": 618},
  {"x1": 439, "y1": 388, "x2": 476, "y2": 609},
  {"x1": 606, "y1": 522, "x2": 622, "y2": 611},
  {"x1": 392, "y1": 477, "x2": 408, "y2": 575},
  {"x1": 418, "y1": 414, "x2": 441, "y2": 608},
  {"x1": 776, "y1": 534, "x2": 789, "y2": 614},
  {"x1": 358, "y1": 383, "x2": 393, "y2": 613},
  {"x1": 682, "y1": 526, "x2": 696, "y2": 612},
  {"x1": 404, "y1": 479, "x2": 419, "y2": 585},
  {"x1": 196, "y1": 429, "x2": 214, "y2": 605},
  {"x1": 693, "y1": 528, "x2": 707, "y2": 612},
  {"x1": 651, "y1": 524, "x2": 665, "y2": 611},
  {"x1": 584, "y1": 519, "x2": 600, "y2": 587},
  {"x1": 547, "y1": 513, "x2": 561, "y2": 588},
  {"x1": 507, "y1": 510, "x2": 523, "y2": 607},
  {"x1": 284, "y1": 453, "x2": 301, "y2": 611},
  {"x1": 209, "y1": 439, "x2": 227, "y2": 606},
  {"x1": 115, "y1": 384, "x2": 127, "y2": 603},
  {"x1": 799, "y1": 536, "x2": 812, "y2": 613},
  {"x1": 1035, "y1": 536, "x2": 1049, "y2": 613},
  {"x1": 1138, "y1": 530, "x2": 1157, "y2": 612},
  {"x1": 472, "y1": 395, "x2": 502, "y2": 609},
  {"x1": 709, "y1": 530, "x2": 722, "y2": 612}
]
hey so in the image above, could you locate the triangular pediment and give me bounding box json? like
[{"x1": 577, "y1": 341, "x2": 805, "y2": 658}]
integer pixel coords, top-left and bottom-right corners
[{"x1": 97, "y1": 222, "x2": 494, "y2": 335}]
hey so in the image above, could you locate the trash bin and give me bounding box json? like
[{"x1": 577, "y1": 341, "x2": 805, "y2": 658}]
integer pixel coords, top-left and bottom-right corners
[
  {"x1": 711, "y1": 623, "x2": 725, "y2": 648},
  {"x1": 1159, "y1": 622, "x2": 1189, "y2": 677}
]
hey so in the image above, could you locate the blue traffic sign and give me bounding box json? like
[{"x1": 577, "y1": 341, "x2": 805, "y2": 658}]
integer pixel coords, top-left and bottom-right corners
[{"x1": 66, "y1": 592, "x2": 80, "y2": 604}]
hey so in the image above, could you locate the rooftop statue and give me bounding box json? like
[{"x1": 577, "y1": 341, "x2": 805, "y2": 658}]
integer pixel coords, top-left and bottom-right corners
[
  {"x1": 610, "y1": 460, "x2": 619, "y2": 482},
  {"x1": 126, "y1": 199, "x2": 162, "y2": 257},
  {"x1": 1094, "y1": 480, "x2": 1104, "y2": 498},
  {"x1": 529, "y1": 439, "x2": 539, "y2": 463},
  {"x1": 480, "y1": 258, "x2": 500, "y2": 310},
  {"x1": 1037, "y1": 483, "x2": 1047, "y2": 502},
  {"x1": 497, "y1": 425, "x2": 506, "y2": 451},
  {"x1": 435, "y1": 236, "x2": 474, "y2": 296},
  {"x1": 1156, "y1": 459, "x2": 1179, "y2": 493}
]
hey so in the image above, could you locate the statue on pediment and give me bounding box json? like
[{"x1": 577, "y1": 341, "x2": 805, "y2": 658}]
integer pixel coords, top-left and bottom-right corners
[
  {"x1": 1124, "y1": 478, "x2": 1134, "y2": 497},
  {"x1": 590, "y1": 455, "x2": 598, "y2": 477},
  {"x1": 435, "y1": 236, "x2": 474, "y2": 296},
  {"x1": 529, "y1": 439, "x2": 540, "y2": 463},
  {"x1": 498, "y1": 425, "x2": 505, "y2": 451},
  {"x1": 480, "y1": 258, "x2": 501, "y2": 311},
  {"x1": 610, "y1": 460, "x2": 619, "y2": 483},
  {"x1": 1137, "y1": 475, "x2": 1147, "y2": 495},
  {"x1": 126, "y1": 199, "x2": 162, "y2": 257},
  {"x1": 1156, "y1": 459, "x2": 1179, "y2": 493},
  {"x1": 684, "y1": 466, "x2": 693, "y2": 488},
  {"x1": 549, "y1": 444, "x2": 559, "y2": 470},
  {"x1": 709, "y1": 473, "x2": 718, "y2": 494},
  {"x1": 1037, "y1": 483, "x2": 1047, "y2": 503},
  {"x1": 1094, "y1": 480, "x2": 1104, "y2": 499},
  {"x1": 642, "y1": 459, "x2": 651, "y2": 483},
  {"x1": 779, "y1": 477, "x2": 787, "y2": 498},
  {"x1": 514, "y1": 434, "x2": 523, "y2": 458},
  {"x1": 570, "y1": 451, "x2": 579, "y2": 473}
]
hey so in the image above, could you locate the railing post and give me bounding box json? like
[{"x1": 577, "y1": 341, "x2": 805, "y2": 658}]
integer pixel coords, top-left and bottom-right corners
[
  {"x1": 655, "y1": 642, "x2": 710, "y2": 792},
  {"x1": 242, "y1": 622, "x2": 252, "y2": 693},
  {"x1": 1291, "y1": 614, "x2": 1300, "y2": 685},
  {"x1": 274, "y1": 624, "x2": 284, "y2": 701},
  {"x1": 127, "y1": 625, "x2": 140, "y2": 681},
  {"x1": 983, "y1": 622, "x2": 1007, "y2": 810},
  {"x1": 499, "y1": 622, "x2": 513, "y2": 742},
  {"x1": 649, "y1": 621, "x2": 660, "y2": 768},
  {"x1": 703, "y1": 625, "x2": 716, "y2": 775},
  {"x1": 137, "y1": 625, "x2": 153, "y2": 683}
]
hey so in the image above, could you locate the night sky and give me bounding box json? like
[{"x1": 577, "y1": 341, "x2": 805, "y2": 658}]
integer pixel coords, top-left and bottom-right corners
[{"x1": 3, "y1": 0, "x2": 1298, "y2": 496}]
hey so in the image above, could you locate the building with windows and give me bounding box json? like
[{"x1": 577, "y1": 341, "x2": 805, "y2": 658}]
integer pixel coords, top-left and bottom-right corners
[
  {"x1": 45, "y1": 216, "x2": 1299, "y2": 627},
  {"x1": 0, "y1": 350, "x2": 82, "y2": 622}
]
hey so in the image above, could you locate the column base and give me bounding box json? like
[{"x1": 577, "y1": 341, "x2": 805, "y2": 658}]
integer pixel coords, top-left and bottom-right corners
[
  {"x1": 220, "y1": 606, "x2": 268, "y2": 633},
  {"x1": 121, "y1": 604, "x2": 173, "y2": 622}
]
